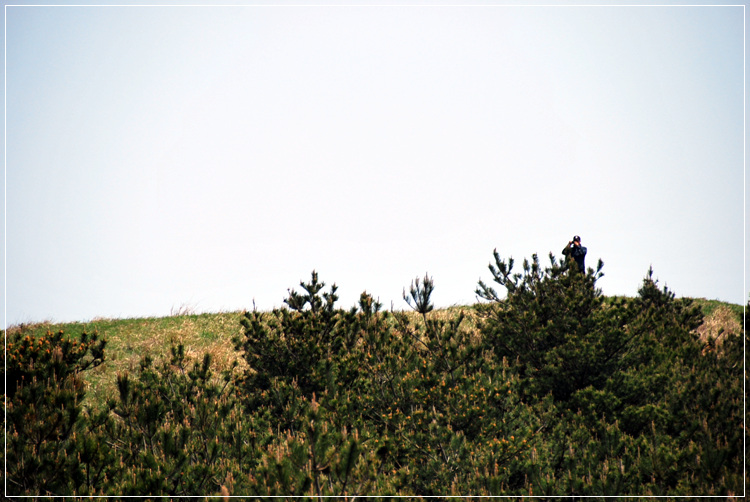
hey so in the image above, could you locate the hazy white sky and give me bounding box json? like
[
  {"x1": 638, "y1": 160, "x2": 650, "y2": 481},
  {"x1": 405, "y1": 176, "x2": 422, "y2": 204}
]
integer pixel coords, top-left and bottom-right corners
[{"x1": 4, "y1": 1, "x2": 746, "y2": 325}]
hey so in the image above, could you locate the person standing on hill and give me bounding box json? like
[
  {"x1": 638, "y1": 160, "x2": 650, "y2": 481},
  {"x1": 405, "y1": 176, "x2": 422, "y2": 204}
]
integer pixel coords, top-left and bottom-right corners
[{"x1": 563, "y1": 235, "x2": 587, "y2": 273}]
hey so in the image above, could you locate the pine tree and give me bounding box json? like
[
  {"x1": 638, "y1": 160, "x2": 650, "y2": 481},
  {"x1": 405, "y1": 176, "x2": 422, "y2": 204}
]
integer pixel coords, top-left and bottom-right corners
[
  {"x1": 474, "y1": 250, "x2": 743, "y2": 496},
  {"x1": 3, "y1": 326, "x2": 106, "y2": 497},
  {"x1": 4, "y1": 254, "x2": 742, "y2": 497},
  {"x1": 476, "y1": 249, "x2": 614, "y2": 401},
  {"x1": 103, "y1": 343, "x2": 255, "y2": 496}
]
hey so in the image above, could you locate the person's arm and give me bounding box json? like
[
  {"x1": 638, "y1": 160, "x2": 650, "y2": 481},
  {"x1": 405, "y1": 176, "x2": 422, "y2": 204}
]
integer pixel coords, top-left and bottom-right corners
[{"x1": 562, "y1": 242, "x2": 572, "y2": 256}]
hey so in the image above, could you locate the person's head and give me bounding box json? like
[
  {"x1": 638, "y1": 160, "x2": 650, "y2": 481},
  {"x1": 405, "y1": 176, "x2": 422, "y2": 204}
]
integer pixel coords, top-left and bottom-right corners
[{"x1": 572, "y1": 235, "x2": 581, "y2": 245}]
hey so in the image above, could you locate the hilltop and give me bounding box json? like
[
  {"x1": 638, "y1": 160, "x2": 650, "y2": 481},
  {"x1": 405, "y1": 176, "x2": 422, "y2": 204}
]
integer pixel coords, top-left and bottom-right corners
[
  {"x1": 5, "y1": 296, "x2": 743, "y2": 410},
  {"x1": 3, "y1": 259, "x2": 746, "y2": 497}
]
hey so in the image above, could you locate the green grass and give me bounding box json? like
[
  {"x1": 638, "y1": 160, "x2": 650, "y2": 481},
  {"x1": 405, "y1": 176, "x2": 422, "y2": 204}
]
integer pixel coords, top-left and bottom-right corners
[
  {"x1": 601, "y1": 295, "x2": 745, "y2": 322},
  {"x1": 5, "y1": 297, "x2": 743, "y2": 411},
  {"x1": 691, "y1": 297, "x2": 745, "y2": 321},
  {"x1": 6, "y1": 311, "x2": 247, "y2": 409}
]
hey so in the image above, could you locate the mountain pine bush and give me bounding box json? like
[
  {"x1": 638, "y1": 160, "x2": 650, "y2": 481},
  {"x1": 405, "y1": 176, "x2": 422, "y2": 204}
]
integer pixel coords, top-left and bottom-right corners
[
  {"x1": 2, "y1": 252, "x2": 744, "y2": 497},
  {"x1": 102, "y1": 344, "x2": 256, "y2": 496},
  {"x1": 3, "y1": 326, "x2": 106, "y2": 496},
  {"x1": 474, "y1": 251, "x2": 743, "y2": 496}
]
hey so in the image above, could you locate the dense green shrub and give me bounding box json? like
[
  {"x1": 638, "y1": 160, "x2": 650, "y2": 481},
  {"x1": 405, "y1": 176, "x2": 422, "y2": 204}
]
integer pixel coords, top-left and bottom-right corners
[
  {"x1": 101, "y1": 344, "x2": 257, "y2": 496},
  {"x1": 3, "y1": 327, "x2": 106, "y2": 497},
  {"x1": 474, "y1": 251, "x2": 743, "y2": 496},
  {"x1": 2, "y1": 251, "x2": 744, "y2": 497}
]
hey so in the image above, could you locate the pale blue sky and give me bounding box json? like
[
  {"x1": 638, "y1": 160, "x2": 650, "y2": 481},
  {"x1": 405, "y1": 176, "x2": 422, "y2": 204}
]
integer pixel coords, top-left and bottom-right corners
[{"x1": 4, "y1": 1, "x2": 746, "y2": 325}]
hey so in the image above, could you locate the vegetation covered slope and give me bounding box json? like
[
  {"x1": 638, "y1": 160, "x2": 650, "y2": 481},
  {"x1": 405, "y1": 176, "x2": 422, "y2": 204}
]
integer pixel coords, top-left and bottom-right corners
[{"x1": 3, "y1": 252, "x2": 745, "y2": 498}]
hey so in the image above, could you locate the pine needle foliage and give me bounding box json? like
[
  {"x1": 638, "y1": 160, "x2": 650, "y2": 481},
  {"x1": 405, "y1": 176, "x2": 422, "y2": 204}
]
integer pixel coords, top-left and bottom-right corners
[
  {"x1": 3, "y1": 327, "x2": 106, "y2": 496},
  {"x1": 2, "y1": 254, "x2": 744, "y2": 497}
]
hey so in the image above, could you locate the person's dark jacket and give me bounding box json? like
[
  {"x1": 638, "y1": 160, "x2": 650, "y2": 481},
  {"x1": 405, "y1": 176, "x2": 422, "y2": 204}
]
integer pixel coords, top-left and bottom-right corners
[{"x1": 563, "y1": 243, "x2": 587, "y2": 273}]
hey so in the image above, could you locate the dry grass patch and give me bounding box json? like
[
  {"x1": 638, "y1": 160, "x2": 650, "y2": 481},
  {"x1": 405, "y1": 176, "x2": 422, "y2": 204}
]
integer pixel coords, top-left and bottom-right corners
[
  {"x1": 397, "y1": 305, "x2": 482, "y2": 346},
  {"x1": 75, "y1": 312, "x2": 247, "y2": 408},
  {"x1": 696, "y1": 305, "x2": 742, "y2": 353}
]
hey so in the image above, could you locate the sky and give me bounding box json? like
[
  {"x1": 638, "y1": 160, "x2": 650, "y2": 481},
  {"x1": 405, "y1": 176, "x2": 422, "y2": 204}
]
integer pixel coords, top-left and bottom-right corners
[{"x1": 3, "y1": 1, "x2": 746, "y2": 325}]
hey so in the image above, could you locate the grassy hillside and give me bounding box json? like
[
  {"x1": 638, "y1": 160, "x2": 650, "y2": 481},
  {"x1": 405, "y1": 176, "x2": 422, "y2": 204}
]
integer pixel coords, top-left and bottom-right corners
[
  {"x1": 5, "y1": 297, "x2": 743, "y2": 410},
  {"x1": 4, "y1": 256, "x2": 746, "y2": 497}
]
